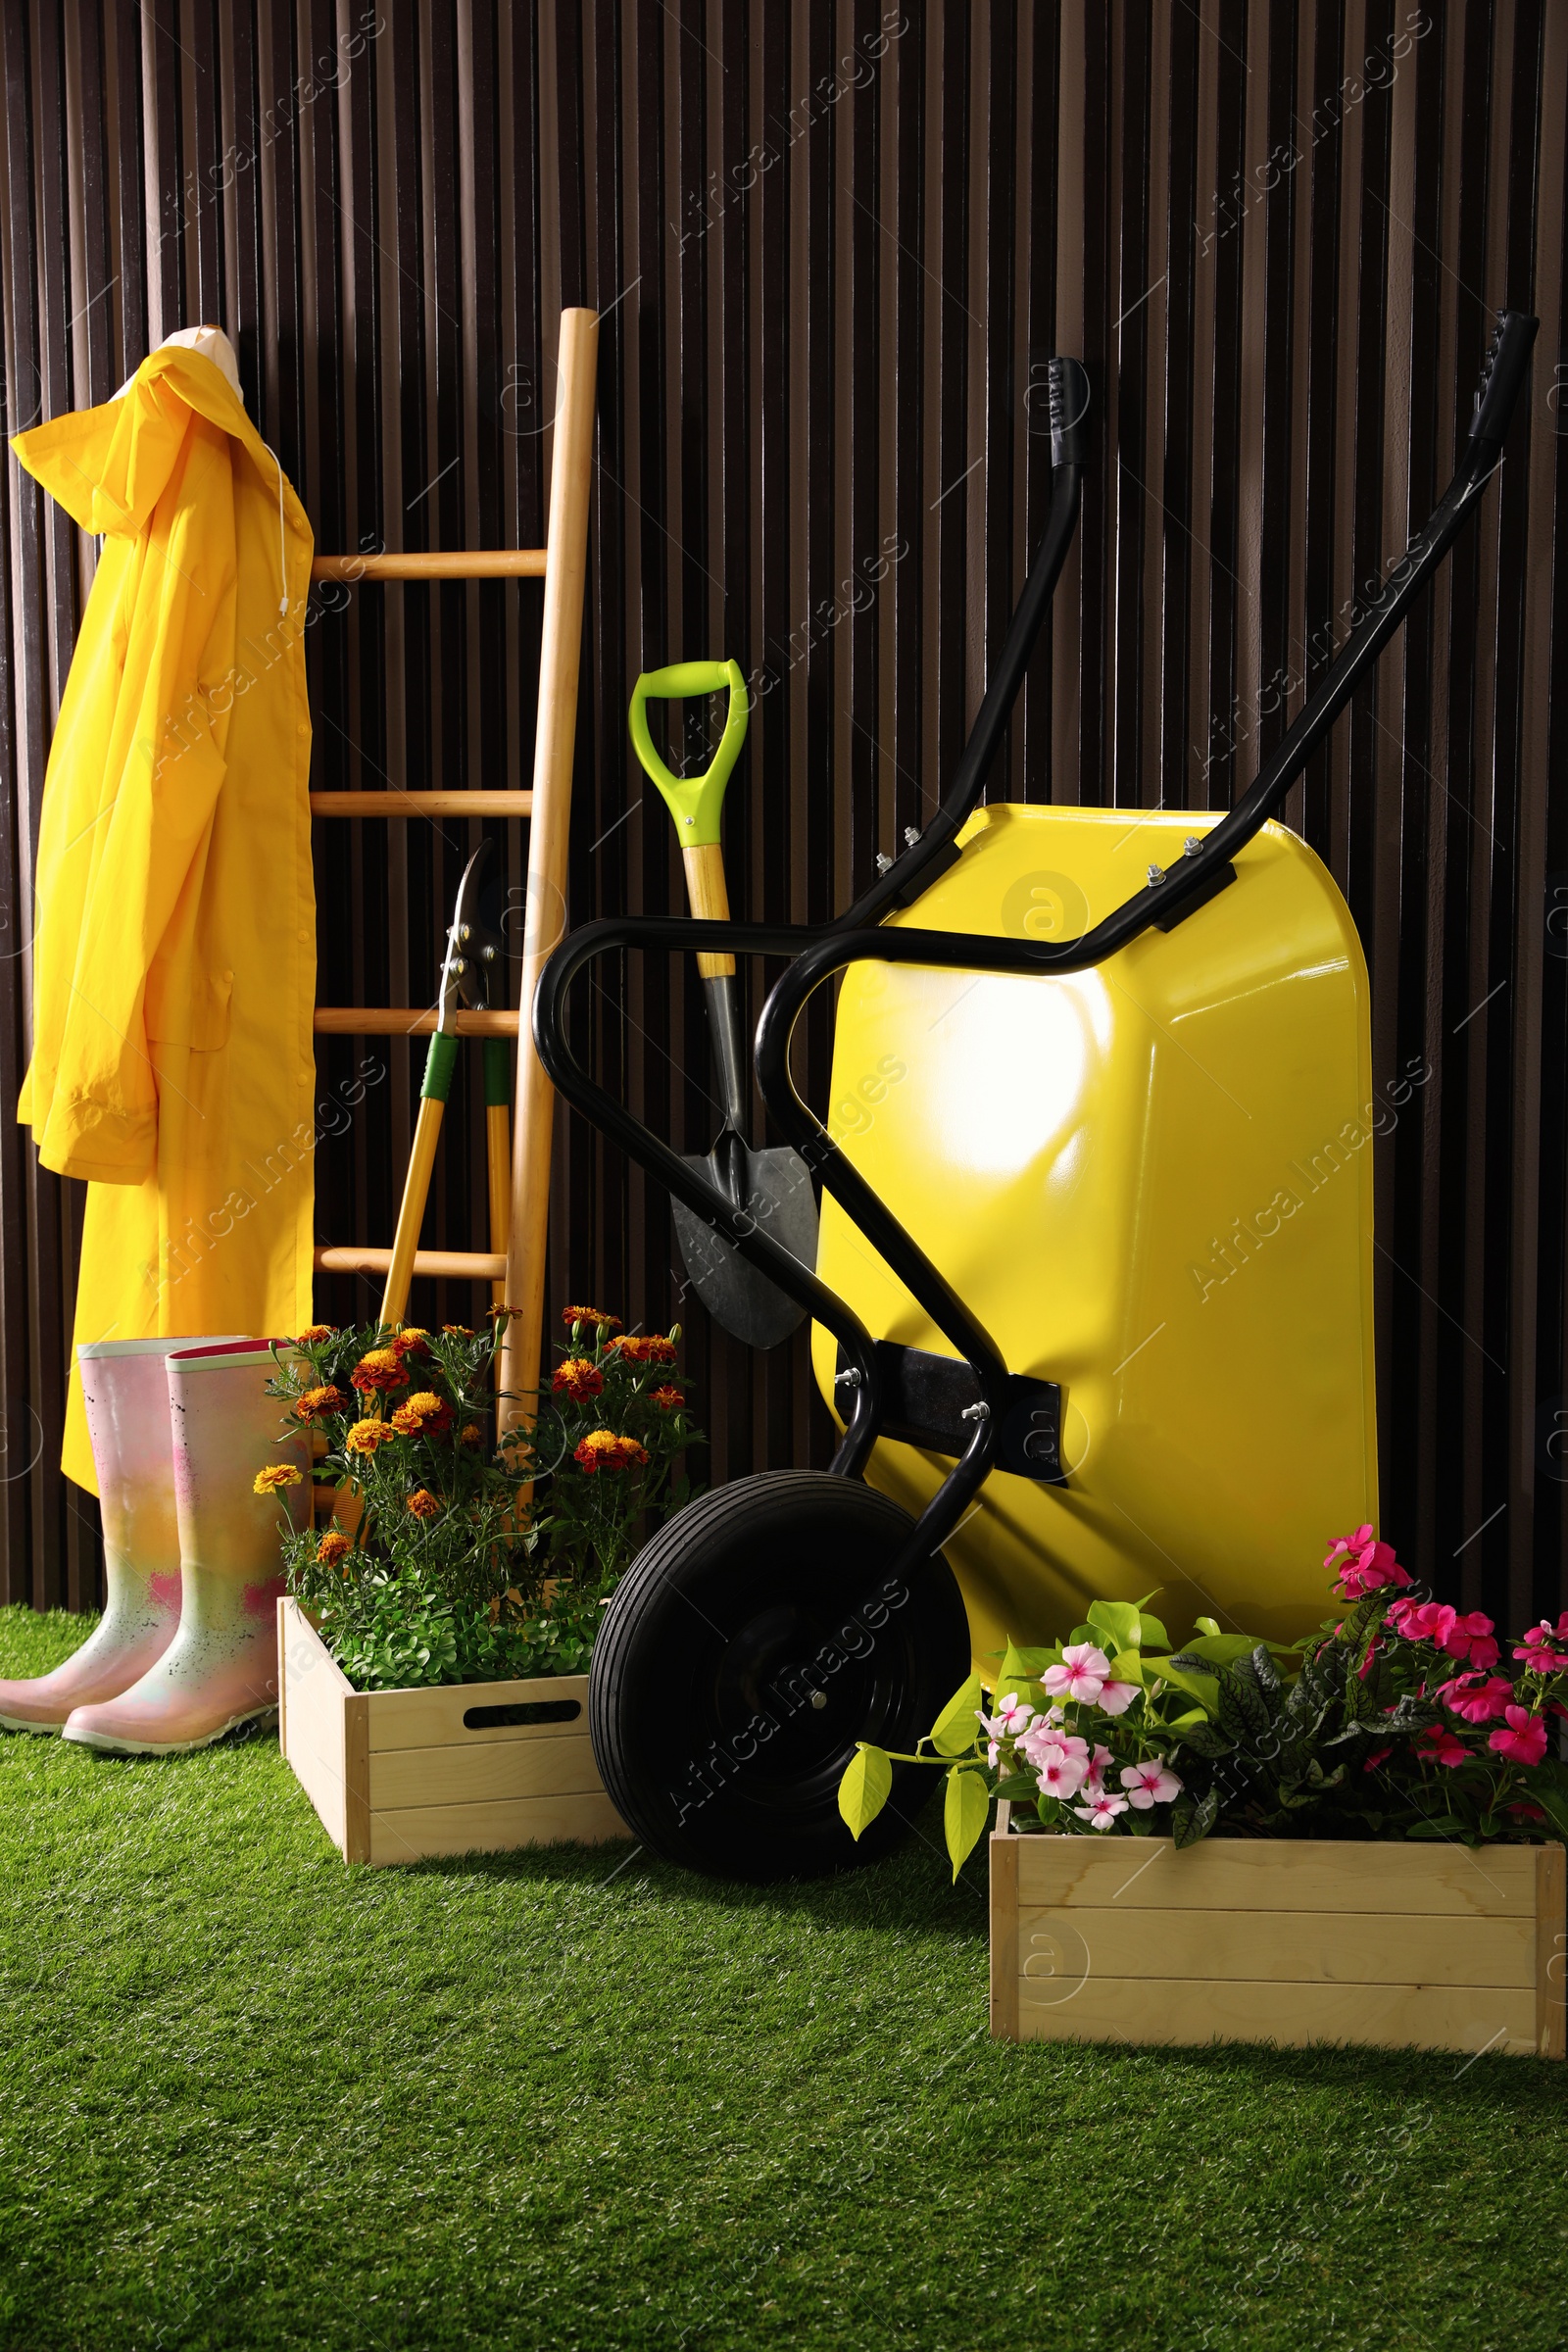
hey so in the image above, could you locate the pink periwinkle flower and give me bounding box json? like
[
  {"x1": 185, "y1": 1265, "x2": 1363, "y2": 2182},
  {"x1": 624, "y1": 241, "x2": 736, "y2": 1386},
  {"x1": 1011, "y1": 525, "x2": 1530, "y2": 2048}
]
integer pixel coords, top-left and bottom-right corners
[
  {"x1": 1386, "y1": 1600, "x2": 1497, "y2": 1667},
  {"x1": 1036, "y1": 1748, "x2": 1090, "y2": 1802},
  {"x1": 1488, "y1": 1706, "x2": 1548, "y2": 1767},
  {"x1": 980, "y1": 1692, "x2": 1036, "y2": 1740},
  {"x1": 1073, "y1": 1791, "x2": 1129, "y2": 1831},
  {"x1": 1094, "y1": 1679, "x2": 1140, "y2": 1717},
  {"x1": 1118, "y1": 1755, "x2": 1182, "y2": 1809},
  {"x1": 1042, "y1": 1642, "x2": 1111, "y2": 1705},
  {"x1": 1439, "y1": 1673, "x2": 1515, "y2": 1726},
  {"x1": 1080, "y1": 1742, "x2": 1116, "y2": 1797},
  {"x1": 1414, "y1": 1726, "x2": 1469, "y2": 1769},
  {"x1": 1361, "y1": 1743, "x2": 1394, "y2": 1773},
  {"x1": 1514, "y1": 1622, "x2": 1568, "y2": 1675},
  {"x1": 1325, "y1": 1523, "x2": 1413, "y2": 1598}
]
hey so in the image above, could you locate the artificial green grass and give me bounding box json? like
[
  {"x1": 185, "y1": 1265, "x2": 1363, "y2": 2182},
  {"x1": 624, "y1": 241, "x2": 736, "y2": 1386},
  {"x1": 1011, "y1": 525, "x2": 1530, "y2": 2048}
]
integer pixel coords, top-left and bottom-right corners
[{"x1": 1, "y1": 1604, "x2": 1565, "y2": 2352}]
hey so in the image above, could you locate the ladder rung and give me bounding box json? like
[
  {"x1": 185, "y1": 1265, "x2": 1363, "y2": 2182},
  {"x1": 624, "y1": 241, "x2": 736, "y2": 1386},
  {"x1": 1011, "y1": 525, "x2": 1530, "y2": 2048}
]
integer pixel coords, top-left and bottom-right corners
[
  {"x1": 313, "y1": 1008, "x2": 520, "y2": 1037},
  {"x1": 313, "y1": 1246, "x2": 508, "y2": 1280},
  {"x1": 311, "y1": 551, "x2": 548, "y2": 581},
  {"x1": 310, "y1": 791, "x2": 532, "y2": 817}
]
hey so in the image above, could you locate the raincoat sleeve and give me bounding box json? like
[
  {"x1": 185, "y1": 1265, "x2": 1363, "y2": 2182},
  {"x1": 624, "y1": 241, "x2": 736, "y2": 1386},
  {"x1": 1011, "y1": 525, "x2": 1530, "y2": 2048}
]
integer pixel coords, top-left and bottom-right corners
[{"x1": 13, "y1": 382, "x2": 238, "y2": 1183}]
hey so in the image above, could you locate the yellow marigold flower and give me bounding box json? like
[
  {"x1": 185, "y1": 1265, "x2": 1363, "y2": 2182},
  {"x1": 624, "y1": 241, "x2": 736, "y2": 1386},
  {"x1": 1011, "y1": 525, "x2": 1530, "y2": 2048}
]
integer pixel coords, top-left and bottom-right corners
[
  {"x1": 609, "y1": 1333, "x2": 678, "y2": 1366},
  {"x1": 405, "y1": 1488, "x2": 442, "y2": 1520},
  {"x1": 296, "y1": 1324, "x2": 337, "y2": 1343},
  {"x1": 253, "y1": 1463, "x2": 303, "y2": 1494},
  {"x1": 442, "y1": 1323, "x2": 474, "y2": 1337},
  {"x1": 459, "y1": 1422, "x2": 484, "y2": 1448},
  {"x1": 563, "y1": 1303, "x2": 620, "y2": 1332},
  {"x1": 390, "y1": 1391, "x2": 454, "y2": 1439},
  {"x1": 351, "y1": 1346, "x2": 407, "y2": 1396},
  {"x1": 316, "y1": 1530, "x2": 353, "y2": 1567},
  {"x1": 573, "y1": 1430, "x2": 650, "y2": 1475},
  {"x1": 391, "y1": 1326, "x2": 431, "y2": 1360},
  {"x1": 345, "y1": 1418, "x2": 398, "y2": 1457},
  {"x1": 294, "y1": 1384, "x2": 348, "y2": 1422},
  {"x1": 553, "y1": 1355, "x2": 604, "y2": 1401}
]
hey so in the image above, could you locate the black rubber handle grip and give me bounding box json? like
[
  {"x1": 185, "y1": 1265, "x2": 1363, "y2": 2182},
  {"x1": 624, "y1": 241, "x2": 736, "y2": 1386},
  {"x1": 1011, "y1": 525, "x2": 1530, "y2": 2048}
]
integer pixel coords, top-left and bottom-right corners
[
  {"x1": 1049, "y1": 357, "x2": 1092, "y2": 467},
  {"x1": 1469, "y1": 310, "x2": 1539, "y2": 450}
]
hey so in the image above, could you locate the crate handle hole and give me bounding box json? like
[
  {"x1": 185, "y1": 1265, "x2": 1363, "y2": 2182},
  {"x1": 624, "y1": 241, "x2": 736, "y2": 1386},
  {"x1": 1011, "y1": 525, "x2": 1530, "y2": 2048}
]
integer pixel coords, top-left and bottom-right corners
[{"x1": 463, "y1": 1698, "x2": 582, "y2": 1731}]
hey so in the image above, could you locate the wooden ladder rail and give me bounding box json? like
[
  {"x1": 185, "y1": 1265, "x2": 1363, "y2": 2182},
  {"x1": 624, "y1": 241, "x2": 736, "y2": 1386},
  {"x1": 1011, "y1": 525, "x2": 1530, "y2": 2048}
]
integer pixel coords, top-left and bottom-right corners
[{"x1": 306, "y1": 306, "x2": 598, "y2": 1437}]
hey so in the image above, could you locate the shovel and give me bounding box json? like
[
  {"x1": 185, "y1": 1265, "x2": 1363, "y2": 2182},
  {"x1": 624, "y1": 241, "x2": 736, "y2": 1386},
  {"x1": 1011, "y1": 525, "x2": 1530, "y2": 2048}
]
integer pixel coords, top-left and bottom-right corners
[{"x1": 629, "y1": 660, "x2": 818, "y2": 1349}]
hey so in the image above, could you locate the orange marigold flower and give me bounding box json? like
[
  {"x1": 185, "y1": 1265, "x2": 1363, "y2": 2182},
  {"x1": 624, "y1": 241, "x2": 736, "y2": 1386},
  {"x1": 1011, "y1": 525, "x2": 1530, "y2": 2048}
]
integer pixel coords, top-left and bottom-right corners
[
  {"x1": 391, "y1": 1326, "x2": 431, "y2": 1359},
  {"x1": 406, "y1": 1488, "x2": 443, "y2": 1520},
  {"x1": 649, "y1": 1385, "x2": 686, "y2": 1412},
  {"x1": 553, "y1": 1356, "x2": 605, "y2": 1401},
  {"x1": 316, "y1": 1530, "x2": 353, "y2": 1568},
  {"x1": 609, "y1": 1333, "x2": 678, "y2": 1366},
  {"x1": 345, "y1": 1418, "x2": 398, "y2": 1457},
  {"x1": 459, "y1": 1422, "x2": 484, "y2": 1448},
  {"x1": 294, "y1": 1384, "x2": 348, "y2": 1422},
  {"x1": 253, "y1": 1463, "x2": 303, "y2": 1495},
  {"x1": 296, "y1": 1324, "x2": 337, "y2": 1344},
  {"x1": 442, "y1": 1324, "x2": 475, "y2": 1337},
  {"x1": 350, "y1": 1347, "x2": 407, "y2": 1396},
  {"x1": 563, "y1": 1304, "x2": 621, "y2": 1332},
  {"x1": 390, "y1": 1390, "x2": 455, "y2": 1439},
  {"x1": 573, "y1": 1430, "x2": 651, "y2": 1475}
]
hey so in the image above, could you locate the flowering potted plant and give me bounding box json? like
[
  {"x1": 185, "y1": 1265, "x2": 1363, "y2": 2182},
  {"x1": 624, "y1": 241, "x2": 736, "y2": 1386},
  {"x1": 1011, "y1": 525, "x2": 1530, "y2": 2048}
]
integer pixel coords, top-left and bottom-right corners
[
  {"x1": 840, "y1": 1527, "x2": 1568, "y2": 2057},
  {"x1": 264, "y1": 1306, "x2": 698, "y2": 1867}
]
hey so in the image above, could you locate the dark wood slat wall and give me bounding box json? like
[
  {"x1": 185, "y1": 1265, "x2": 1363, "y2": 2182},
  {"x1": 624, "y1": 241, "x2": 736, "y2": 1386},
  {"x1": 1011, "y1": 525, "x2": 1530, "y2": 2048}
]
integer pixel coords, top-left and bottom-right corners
[{"x1": 1, "y1": 1, "x2": 1564, "y2": 1630}]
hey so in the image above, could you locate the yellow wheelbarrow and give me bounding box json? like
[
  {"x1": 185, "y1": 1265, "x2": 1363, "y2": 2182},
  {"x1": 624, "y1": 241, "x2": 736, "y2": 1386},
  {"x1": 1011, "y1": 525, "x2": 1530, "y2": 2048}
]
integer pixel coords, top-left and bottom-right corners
[{"x1": 535, "y1": 316, "x2": 1538, "y2": 1882}]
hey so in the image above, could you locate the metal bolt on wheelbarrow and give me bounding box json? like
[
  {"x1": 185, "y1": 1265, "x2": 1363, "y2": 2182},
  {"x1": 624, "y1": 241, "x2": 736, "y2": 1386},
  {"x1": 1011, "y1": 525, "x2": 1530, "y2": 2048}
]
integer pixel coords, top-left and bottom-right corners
[{"x1": 535, "y1": 320, "x2": 1540, "y2": 1884}]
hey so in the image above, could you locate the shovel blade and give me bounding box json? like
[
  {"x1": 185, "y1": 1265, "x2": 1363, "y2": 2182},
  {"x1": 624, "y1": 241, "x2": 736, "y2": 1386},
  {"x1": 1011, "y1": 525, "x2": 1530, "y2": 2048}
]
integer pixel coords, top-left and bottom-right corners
[{"x1": 670, "y1": 1145, "x2": 818, "y2": 1350}]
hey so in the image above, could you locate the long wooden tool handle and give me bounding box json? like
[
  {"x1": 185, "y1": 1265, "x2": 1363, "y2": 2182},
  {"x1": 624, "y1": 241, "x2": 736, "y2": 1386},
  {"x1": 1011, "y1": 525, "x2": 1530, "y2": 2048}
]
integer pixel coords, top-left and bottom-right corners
[
  {"x1": 682, "y1": 842, "x2": 734, "y2": 979},
  {"x1": 381, "y1": 1095, "x2": 446, "y2": 1328},
  {"x1": 483, "y1": 1039, "x2": 512, "y2": 1314}
]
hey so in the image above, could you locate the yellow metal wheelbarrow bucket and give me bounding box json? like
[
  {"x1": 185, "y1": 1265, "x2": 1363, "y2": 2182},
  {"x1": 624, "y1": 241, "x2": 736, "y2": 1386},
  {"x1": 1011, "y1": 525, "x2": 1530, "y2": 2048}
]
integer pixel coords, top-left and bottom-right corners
[{"x1": 813, "y1": 800, "x2": 1379, "y2": 1656}]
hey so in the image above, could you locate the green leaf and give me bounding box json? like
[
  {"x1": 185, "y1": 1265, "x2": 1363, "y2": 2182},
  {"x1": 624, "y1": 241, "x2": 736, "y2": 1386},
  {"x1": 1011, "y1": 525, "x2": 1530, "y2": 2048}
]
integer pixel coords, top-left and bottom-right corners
[
  {"x1": 1171, "y1": 1788, "x2": 1220, "y2": 1848},
  {"x1": 1406, "y1": 1815, "x2": 1480, "y2": 1840},
  {"x1": 1194, "y1": 1616, "x2": 1221, "y2": 1637},
  {"x1": 1173, "y1": 1721, "x2": 1232, "y2": 1760},
  {"x1": 1086, "y1": 1599, "x2": 1145, "y2": 1653},
  {"x1": 1149, "y1": 1658, "x2": 1221, "y2": 1713},
  {"x1": 998, "y1": 1643, "x2": 1054, "y2": 1688},
  {"x1": 929, "y1": 1673, "x2": 987, "y2": 1758},
  {"x1": 1215, "y1": 1654, "x2": 1276, "y2": 1743},
  {"x1": 1107, "y1": 1648, "x2": 1146, "y2": 1686},
  {"x1": 1175, "y1": 1633, "x2": 1273, "y2": 1670},
  {"x1": 838, "y1": 1743, "x2": 892, "y2": 1839},
  {"x1": 1137, "y1": 1611, "x2": 1171, "y2": 1649},
  {"x1": 944, "y1": 1767, "x2": 993, "y2": 1879}
]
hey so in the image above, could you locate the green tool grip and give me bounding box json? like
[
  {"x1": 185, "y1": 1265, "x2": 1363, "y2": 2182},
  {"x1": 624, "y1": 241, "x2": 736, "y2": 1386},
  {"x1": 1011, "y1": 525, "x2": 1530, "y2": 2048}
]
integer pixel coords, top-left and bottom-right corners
[
  {"x1": 420, "y1": 1029, "x2": 461, "y2": 1103},
  {"x1": 482, "y1": 1037, "x2": 511, "y2": 1108},
  {"x1": 628, "y1": 657, "x2": 749, "y2": 849}
]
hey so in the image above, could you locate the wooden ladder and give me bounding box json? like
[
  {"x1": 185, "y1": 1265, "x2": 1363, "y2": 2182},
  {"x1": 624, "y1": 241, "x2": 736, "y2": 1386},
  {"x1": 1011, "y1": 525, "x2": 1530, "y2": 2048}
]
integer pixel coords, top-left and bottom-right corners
[{"x1": 307, "y1": 307, "x2": 598, "y2": 1436}]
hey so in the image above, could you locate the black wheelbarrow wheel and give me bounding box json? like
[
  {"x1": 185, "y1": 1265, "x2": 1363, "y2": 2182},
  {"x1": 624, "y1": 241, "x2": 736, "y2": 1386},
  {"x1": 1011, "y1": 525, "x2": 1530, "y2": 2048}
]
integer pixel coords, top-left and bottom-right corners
[{"x1": 589, "y1": 1469, "x2": 971, "y2": 1883}]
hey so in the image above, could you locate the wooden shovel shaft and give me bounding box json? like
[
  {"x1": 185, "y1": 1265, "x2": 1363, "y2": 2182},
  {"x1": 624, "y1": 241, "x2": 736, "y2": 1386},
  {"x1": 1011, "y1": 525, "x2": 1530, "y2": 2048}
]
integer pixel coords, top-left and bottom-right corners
[{"x1": 682, "y1": 842, "x2": 734, "y2": 978}]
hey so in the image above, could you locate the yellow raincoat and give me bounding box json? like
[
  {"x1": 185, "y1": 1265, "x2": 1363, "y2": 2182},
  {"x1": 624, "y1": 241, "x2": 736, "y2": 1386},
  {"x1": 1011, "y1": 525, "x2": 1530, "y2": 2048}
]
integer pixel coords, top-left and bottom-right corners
[{"x1": 12, "y1": 343, "x2": 317, "y2": 1491}]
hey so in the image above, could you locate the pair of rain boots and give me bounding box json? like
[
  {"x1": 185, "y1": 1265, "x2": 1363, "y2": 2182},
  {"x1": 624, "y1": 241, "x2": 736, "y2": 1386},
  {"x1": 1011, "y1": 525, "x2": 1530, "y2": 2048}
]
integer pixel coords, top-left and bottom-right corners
[{"x1": 0, "y1": 1338, "x2": 310, "y2": 1755}]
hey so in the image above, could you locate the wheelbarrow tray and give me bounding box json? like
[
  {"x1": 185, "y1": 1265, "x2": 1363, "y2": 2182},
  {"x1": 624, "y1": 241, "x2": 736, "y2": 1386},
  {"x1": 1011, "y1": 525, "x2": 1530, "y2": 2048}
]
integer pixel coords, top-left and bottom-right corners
[{"x1": 812, "y1": 800, "x2": 1377, "y2": 1657}]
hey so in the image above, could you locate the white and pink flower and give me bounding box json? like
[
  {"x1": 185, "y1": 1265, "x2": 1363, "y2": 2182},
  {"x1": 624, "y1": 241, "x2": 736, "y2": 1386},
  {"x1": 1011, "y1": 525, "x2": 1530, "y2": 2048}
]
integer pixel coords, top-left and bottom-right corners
[
  {"x1": 1043, "y1": 1642, "x2": 1112, "y2": 1705},
  {"x1": 1074, "y1": 1790, "x2": 1129, "y2": 1831},
  {"x1": 1119, "y1": 1755, "x2": 1183, "y2": 1809}
]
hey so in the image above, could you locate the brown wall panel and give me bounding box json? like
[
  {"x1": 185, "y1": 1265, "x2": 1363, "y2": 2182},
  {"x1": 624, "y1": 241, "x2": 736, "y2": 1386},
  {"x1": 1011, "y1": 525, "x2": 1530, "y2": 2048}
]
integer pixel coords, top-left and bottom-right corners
[{"x1": 1, "y1": 0, "x2": 1564, "y2": 1630}]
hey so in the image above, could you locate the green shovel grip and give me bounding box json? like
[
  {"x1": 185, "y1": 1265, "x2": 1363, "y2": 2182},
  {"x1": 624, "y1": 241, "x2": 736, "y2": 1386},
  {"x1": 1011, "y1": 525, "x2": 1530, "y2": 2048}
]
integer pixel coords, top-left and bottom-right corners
[
  {"x1": 628, "y1": 658, "x2": 749, "y2": 849},
  {"x1": 420, "y1": 1029, "x2": 461, "y2": 1103}
]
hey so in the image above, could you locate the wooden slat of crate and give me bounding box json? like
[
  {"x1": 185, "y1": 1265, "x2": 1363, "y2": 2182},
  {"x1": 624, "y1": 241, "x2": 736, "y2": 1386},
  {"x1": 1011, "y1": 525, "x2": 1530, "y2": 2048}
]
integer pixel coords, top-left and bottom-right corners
[
  {"x1": 1013, "y1": 1836, "x2": 1539, "y2": 1916},
  {"x1": 369, "y1": 1732, "x2": 602, "y2": 1810},
  {"x1": 1014, "y1": 1974, "x2": 1541, "y2": 2054},
  {"x1": 276, "y1": 1598, "x2": 355, "y2": 1856},
  {"x1": 363, "y1": 1675, "x2": 588, "y2": 1751},
  {"x1": 1015, "y1": 1904, "x2": 1538, "y2": 1987},
  {"x1": 368, "y1": 1789, "x2": 626, "y2": 1866}
]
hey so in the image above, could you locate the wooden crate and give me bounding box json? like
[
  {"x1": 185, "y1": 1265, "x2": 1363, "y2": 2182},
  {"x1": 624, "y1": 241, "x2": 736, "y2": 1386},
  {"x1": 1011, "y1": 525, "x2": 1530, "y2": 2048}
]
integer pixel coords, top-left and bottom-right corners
[
  {"x1": 276, "y1": 1598, "x2": 626, "y2": 1866},
  {"x1": 990, "y1": 1815, "x2": 1567, "y2": 2057}
]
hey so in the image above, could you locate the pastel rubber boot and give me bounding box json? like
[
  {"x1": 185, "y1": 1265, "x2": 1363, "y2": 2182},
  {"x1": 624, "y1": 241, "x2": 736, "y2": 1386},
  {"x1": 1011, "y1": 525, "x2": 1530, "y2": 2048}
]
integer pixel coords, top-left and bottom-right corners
[
  {"x1": 0, "y1": 1336, "x2": 245, "y2": 1735},
  {"x1": 62, "y1": 1341, "x2": 308, "y2": 1755}
]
